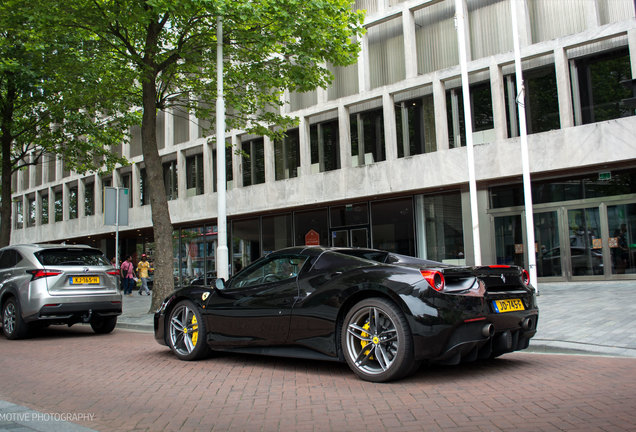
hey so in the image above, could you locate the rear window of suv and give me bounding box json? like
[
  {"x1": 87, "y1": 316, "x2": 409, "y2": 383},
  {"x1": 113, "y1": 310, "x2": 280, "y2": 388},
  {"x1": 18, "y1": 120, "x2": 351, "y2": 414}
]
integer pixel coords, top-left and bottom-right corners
[{"x1": 34, "y1": 249, "x2": 110, "y2": 266}]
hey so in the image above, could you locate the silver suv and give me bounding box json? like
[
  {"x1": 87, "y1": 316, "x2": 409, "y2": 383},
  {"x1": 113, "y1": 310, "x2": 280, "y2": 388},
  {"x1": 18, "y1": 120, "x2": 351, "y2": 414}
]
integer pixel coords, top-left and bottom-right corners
[{"x1": 0, "y1": 244, "x2": 122, "y2": 339}]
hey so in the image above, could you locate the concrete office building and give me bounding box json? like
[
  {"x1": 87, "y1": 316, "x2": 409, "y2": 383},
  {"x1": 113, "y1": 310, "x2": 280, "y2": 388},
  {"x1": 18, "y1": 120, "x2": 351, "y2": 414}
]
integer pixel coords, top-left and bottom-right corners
[{"x1": 9, "y1": 0, "x2": 636, "y2": 285}]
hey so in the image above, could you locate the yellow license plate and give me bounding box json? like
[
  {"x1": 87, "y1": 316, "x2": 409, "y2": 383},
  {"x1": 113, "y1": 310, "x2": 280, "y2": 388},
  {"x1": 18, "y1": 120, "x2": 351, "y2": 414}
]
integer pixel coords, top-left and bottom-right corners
[
  {"x1": 493, "y1": 299, "x2": 525, "y2": 313},
  {"x1": 70, "y1": 276, "x2": 100, "y2": 285}
]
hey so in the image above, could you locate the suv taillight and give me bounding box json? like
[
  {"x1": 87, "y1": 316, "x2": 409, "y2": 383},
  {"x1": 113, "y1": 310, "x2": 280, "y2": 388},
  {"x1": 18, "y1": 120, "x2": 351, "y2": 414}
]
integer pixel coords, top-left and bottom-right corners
[
  {"x1": 27, "y1": 269, "x2": 62, "y2": 280},
  {"x1": 106, "y1": 270, "x2": 120, "y2": 276},
  {"x1": 521, "y1": 269, "x2": 530, "y2": 286}
]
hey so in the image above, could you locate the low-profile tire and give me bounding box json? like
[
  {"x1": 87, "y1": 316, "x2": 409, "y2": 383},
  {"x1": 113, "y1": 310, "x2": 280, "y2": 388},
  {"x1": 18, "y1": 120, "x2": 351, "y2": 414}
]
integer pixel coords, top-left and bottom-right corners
[
  {"x1": 2, "y1": 297, "x2": 30, "y2": 340},
  {"x1": 167, "y1": 300, "x2": 211, "y2": 361},
  {"x1": 341, "y1": 297, "x2": 415, "y2": 382},
  {"x1": 90, "y1": 316, "x2": 117, "y2": 334}
]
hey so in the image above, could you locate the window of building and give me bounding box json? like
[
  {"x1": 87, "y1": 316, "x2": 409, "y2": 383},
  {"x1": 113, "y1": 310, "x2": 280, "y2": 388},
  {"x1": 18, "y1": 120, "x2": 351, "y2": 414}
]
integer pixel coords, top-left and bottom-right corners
[
  {"x1": 26, "y1": 196, "x2": 36, "y2": 227},
  {"x1": 173, "y1": 105, "x2": 190, "y2": 145},
  {"x1": 490, "y1": 169, "x2": 636, "y2": 209},
  {"x1": 121, "y1": 173, "x2": 133, "y2": 208},
  {"x1": 573, "y1": 48, "x2": 633, "y2": 125},
  {"x1": 47, "y1": 154, "x2": 56, "y2": 183},
  {"x1": 370, "y1": 197, "x2": 415, "y2": 256},
  {"x1": 241, "y1": 137, "x2": 265, "y2": 187},
  {"x1": 528, "y1": 0, "x2": 586, "y2": 44},
  {"x1": 129, "y1": 125, "x2": 142, "y2": 158},
  {"x1": 414, "y1": 0, "x2": 458, "y2": 75},
  {"x1": 68, "y1": 183, "x2": 78, "y2": 220},
  {"x1": 101, "y1": 176, "x2": 112, "y2": 214},
  {"x1": 446, "y1": 80, "x2": 494, "y2": 148},
  {"x1": 163, "y1": 160, "x2": 178, "y2": 200},
  {"x1": 310, "y1": 119, "x2": 340, "y2": 173},
  {"x1": 395, "y1": 91, "x2": 436, "y2": 157},
  {"x1": 350, "y1": 105, "x2": 385, "y2": 166},
  {"x1": 54, "y1": 189, "x2": 63, "y2": 222},
  {"x1": 330, "y1": 203, "x2": 369, "y2": 227},
  {"x1": 262, "y1": 214, "x2": 293, "y2": 253},
  {"x1": 186, "y1": 153, "x2": 204, "y2": 196},
  {"x1": 179, "y1": 226, "x2": 206, "y2": 286},
  {"x1": 505, "y1": 63, "x2": 560, "y2": 137},
  {"x1": 414, "y1": 192, "x2": 464, "y2": 263},
  {"x1": 294, "y1": 209, "x2": 329, "y2": 246},
  {"x1": 84, "y1": 180, "x2": 95, "y2": 216},
  {"x1": 41, "y1": 193, "x2": 49, "y2": 225},
  {"x1": 232, "y1": 218, "x2": 261, "y2": 274},
  {"x1": 327, "y1": 62, "x2": 359, "y2": 101},
  {"x1": 274, "y1": 129, "x2": 300, "y2": 180},
  {"x1": 14, "y1": 199, "x2": 23, "y2": 229},
  {"x1": 368, "y1": 17, "x2": 405, "y2": 89},
  {"x1": 468, "y1": 0, "x2": 513, "y2": 60}
]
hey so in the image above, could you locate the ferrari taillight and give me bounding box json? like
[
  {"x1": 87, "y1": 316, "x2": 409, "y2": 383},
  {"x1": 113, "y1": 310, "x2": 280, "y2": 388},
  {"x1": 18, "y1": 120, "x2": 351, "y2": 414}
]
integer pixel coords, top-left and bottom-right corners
[
  {"x1": 27, "y1": 269, "x2": 62, "y2": 280},
  {"x1": 521, "y1": 269, "x2": 530, "y2": 286},
  {"x1": 420, "y1": 270, "x2": 445, "y2": 292}
]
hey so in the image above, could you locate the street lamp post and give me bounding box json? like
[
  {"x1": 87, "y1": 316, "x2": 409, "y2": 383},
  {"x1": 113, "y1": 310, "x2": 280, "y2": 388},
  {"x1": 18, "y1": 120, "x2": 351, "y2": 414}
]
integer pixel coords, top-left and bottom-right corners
[{"x1": 216, "y1": 16, "x2": 229, "y2": 281}]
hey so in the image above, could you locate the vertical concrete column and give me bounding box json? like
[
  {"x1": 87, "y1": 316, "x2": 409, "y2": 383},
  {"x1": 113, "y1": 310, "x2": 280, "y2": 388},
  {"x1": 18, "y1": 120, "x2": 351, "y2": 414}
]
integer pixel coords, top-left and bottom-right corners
[
  {"x1": 317, "y1": 72, "x2": 329, "y2": 105},
  {"x1": 383, "y1": 93, "x2": 398, "y2": 161},
  {"x1": 122, "y1": 129, "x2": 131, "y2": 159},
  {"x1": 298, "y1": 117, "x2": 311, "y2": 177},
  {"x1": 402, "y1": 9, "x2": 418, "y2": 79},
  {"x1": 583, "y1": 0, "x2": 601, "y2": 28},
  {"x1": 203, "y1": 137, "x2": 213, "y2": 194},
  {"x1": 28, "y1": 153, "x2": 36, "y2": 191},
  {"x1": 489, "y1": 60, "x2": 507, "y2": 142},
  {"x1": 189, "y1": 109, "x2": 199, "y2": 142},
  {"x1": 515, "y1": 0, "x2": 533, "y2": 47},
  {"x1": 78, "y1": 178, "x2": 86, "y2": 217},
  {"x1": 458, "y1": 0, "x2": 472, "y2": 61},
  {"x1": 62, "y1": 182, "x2": 69, "y2": 221},
  {"x1": 231, "y1": 135, "x2": 242, "y2": 188},
  {"x1": 264, "y1": 135, "x2": 275, "y2": 184},
  {"x1": 94, "y1": 174, "x2": 103, "y2": 215},
  {"x1": 433, "y1": 73, "x2": 449, "y2": 152},
  {"x1": 554, "y1": 47, "x2": 574, "y2": 129},
  {"x1": 42, "y1": 154, "x2": 50, "y2": 187},
  {"x1": 165, "y1": 108, "x2": 175, "y2": 149},
  {"x1": 48, "y1": 186, "x2": 55, "y2": 224},
  {"x1": 357, "y1": 33, "x2": 370, "y2": 93},
  {"x1": 177, "y1": 149, "x2": 186, "y2": 199},
  {"x1": 55, "y1": 156, "x2": 63, "y2": 182},
  {"x1": 132, "y1": 164, "x2": 141, "y2": 208},
  {"x1": 338, "y1": 105, "x2": 352, "y2": 169},
  {"x1": 36, "y1": 189, "x2": 44, "y2": 226}
]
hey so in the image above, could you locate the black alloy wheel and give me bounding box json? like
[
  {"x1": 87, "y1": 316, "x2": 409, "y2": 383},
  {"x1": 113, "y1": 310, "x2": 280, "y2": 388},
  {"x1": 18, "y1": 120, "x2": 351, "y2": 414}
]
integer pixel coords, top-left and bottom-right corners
[
  {"x1": 2, "y1": 297, "x2": 30, "y2": 340},
  {"x1": 167, "y1": 300, "x2": 211, "y2": 361},
  {"x1": 341, "y1": 297, "x2": 415, "y2": 382}
]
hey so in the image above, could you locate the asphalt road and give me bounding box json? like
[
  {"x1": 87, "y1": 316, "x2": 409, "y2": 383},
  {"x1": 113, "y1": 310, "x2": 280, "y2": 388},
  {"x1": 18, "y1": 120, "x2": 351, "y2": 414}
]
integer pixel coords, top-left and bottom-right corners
[{"x1": 1, "y1": 325, "x2": 635, "y2": 432}]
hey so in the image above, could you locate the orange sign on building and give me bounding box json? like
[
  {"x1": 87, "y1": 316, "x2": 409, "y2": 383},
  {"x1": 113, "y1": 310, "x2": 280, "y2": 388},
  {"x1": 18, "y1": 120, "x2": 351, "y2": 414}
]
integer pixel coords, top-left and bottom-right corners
[{"x1": 305, "y1": 229, "x2": 320, "y2": 246}]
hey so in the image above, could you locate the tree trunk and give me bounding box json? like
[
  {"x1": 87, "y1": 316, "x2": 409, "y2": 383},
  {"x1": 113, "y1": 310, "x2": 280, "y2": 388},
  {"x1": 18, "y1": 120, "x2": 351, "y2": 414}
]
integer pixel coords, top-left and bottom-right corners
[
  {"x1": 0, "y1": 74, "x2": 16, "y2": 248},
  {"x1": 141, "y1": 75, "x2": 175, "y2": 312}
]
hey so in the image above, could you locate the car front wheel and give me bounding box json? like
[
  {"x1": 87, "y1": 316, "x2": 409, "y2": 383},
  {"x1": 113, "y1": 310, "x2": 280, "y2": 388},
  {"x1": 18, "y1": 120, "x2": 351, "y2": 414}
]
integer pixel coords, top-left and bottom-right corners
[
  {"x1": 342, "y1": 297, "x2": 415, "y2": 382},
  {"x1": 2, "y1": 297, "x2": 30, "y2": 340},
  {"x1": 167, "y1": 300, "x2": 211, "y2": 361}
]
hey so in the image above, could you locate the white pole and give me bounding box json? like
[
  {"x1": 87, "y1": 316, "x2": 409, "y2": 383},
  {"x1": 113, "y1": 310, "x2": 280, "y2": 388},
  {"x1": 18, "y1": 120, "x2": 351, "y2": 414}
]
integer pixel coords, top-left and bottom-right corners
[
  {"x1": 511, "y1": 0, "x2": 538, "y2": 292},
  {"x1": 454, "y1": 0, "x2": 481, "y2": 266},
  {"x1": 115, "y1": 187, "x2": 120, "y2": 270},
  {"x1": 216, "y1": 16, "x2": 229, "y2": 280}
]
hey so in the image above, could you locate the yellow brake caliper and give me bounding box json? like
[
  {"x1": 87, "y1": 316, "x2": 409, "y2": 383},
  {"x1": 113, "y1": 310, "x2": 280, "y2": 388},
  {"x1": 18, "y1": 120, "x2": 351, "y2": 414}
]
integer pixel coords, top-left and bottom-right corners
[
  {"x1": 187, "y1": 314, "x2": 198, "y2": 345},
  {"x1": 360, "y1": 322, "x2": 374, "y2": 359}
]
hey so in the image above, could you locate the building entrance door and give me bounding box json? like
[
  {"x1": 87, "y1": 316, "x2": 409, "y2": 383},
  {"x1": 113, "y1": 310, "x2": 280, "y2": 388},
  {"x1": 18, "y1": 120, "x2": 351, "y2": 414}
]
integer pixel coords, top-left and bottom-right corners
[
  {"x1": 566, "y1": 207, "x2": 603, "y2": 277},
  {"x1": 331, "y1": 227, "x2": 369, "y2": 248}
]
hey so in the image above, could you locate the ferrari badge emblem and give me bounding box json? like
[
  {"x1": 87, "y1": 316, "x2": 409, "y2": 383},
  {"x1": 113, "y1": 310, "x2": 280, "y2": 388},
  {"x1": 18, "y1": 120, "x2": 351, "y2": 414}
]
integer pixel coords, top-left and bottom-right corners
[{"x1": 202, "y1": 292, "x2": 209, "y2": 301}]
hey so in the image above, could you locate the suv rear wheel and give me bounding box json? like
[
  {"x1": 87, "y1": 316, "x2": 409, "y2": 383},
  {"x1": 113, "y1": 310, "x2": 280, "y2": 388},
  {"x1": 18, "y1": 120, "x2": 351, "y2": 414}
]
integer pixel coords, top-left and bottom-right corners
[
  {"x1": 2, "y1": 297, "x2": 30, "y2": 340},
  {"x1": 90, "y1": 316, "x2": 117, "y2": 334}
]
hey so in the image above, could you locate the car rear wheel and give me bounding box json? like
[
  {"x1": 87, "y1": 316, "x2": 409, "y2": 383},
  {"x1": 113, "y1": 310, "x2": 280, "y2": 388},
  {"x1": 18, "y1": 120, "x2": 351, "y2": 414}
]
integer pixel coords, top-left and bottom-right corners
[
  {"x1": 342, "y1": 298, "x2": 415, "y2": 382},
  {"x1": 90, "y1": 316, "x2": 117, "y2": 334},
  {"x1": 167, "y1": 300, "x2": 211, "y2": 361},
  {"x1": 2, "y1": 297, "x2": 30, "y2": 340}
]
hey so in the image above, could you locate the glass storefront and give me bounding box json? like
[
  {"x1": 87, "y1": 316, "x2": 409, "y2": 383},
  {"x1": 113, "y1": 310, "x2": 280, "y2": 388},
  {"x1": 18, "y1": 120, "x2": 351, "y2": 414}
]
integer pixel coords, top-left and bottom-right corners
[{"x1": 490, "y1": 169, "x2": 636, "y2": 280}]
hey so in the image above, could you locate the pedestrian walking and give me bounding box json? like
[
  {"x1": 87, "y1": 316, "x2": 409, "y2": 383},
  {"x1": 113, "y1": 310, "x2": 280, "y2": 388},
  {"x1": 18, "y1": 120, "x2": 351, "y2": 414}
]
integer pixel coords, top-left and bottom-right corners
[
  {"x1": 136, "y1": 253, "x2": 151, "y2": 295},
  {"x1": 120, "y1": 255, "x2": 136, "y2": 296}
]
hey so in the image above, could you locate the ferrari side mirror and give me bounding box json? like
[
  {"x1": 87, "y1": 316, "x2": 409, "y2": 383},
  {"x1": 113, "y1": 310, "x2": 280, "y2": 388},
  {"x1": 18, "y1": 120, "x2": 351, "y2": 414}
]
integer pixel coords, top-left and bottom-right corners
[{"x1": 215, "y1": 278, "x2": 226, "y2": 290}]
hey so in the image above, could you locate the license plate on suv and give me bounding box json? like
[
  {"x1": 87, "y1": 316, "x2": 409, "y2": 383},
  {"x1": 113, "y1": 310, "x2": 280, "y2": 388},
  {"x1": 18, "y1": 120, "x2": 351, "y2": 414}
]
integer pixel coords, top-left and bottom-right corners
[
  {"x1": 492, "y1": 299, "x2": 524, "y2": 313},
  {"x1": 70, "y1": 276, "x2": 100, "y2": 285}
]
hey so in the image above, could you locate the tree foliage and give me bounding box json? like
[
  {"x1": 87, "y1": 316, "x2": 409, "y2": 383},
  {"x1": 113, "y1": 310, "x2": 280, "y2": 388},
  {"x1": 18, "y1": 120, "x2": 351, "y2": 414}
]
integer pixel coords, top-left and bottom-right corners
[
  {"x1": 0, "y1": 0, "x2": 131, "y2": 246},
  {"x1": 49, "y1": 0, "x2": 365, "y2": 309}
]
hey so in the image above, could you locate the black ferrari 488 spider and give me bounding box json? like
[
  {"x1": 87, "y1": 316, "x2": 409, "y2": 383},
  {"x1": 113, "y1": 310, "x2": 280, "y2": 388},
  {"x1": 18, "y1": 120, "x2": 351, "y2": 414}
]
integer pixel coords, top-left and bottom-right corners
[{"x1": 154, "y1": 247, "x2": 538, "y2": 382}]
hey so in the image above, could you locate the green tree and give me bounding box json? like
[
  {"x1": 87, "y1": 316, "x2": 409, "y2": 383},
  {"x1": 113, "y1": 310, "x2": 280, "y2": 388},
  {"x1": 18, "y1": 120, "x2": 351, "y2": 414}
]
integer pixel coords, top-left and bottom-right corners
[
  {"x1": 57, "y1": 0, "x2": 364, "y2": 309},
  {"x1": 0, "y1": 1, "x2": 130, "y2": 247}
]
